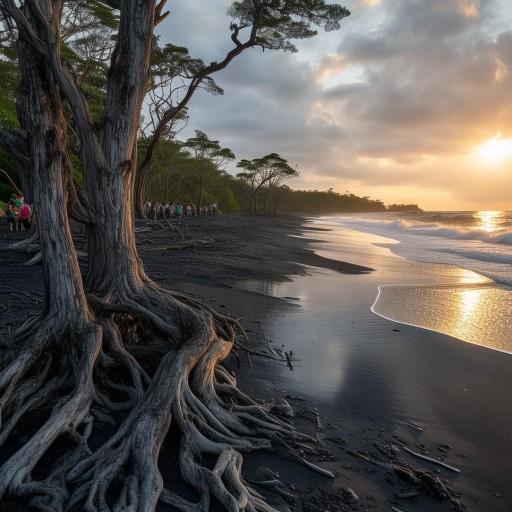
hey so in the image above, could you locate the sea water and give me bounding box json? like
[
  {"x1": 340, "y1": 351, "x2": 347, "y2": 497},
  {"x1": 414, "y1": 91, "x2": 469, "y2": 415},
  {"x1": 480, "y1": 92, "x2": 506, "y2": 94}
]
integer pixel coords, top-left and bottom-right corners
[
  {"x1": 240, "y1": 212, "x2": 512, "y2": 418},
  {"x1": 316, "y1": 211, "x2": 512, "y2": 353}
]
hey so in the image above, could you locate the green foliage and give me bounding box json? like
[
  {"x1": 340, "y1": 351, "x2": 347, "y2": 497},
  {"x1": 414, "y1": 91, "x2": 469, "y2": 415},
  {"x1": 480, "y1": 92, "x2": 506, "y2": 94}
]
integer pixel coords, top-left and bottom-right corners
[
  {"x1": 279, "y1": 189, "x2": 387, "y2": 214},
  {"x1": 0, "y1": 149, "x2": 18, "y2": 199},
  {"x1": 142, "y1": 138, "x2": 196, "y2": 203},
  {"x1": 60, "y1": 1, "x2": 119, "y2": 121},
  {"x1": 387, "y1": 203, "x2": 423, "y2": 213},
  {"x1": 151, "y1": 44, "x2": 223, "y2": 96},
  {"x1": 0, "y1": 55, "x2": 20, "y2": 127},
  {"x1": 236, "y1": 152, "x2": 298, "y2": 214},
  {"x1": 144, "y1": 136, "x2": 410, "y2": 215},
  {"x1": 211, "y1": 177, "x2": 242, "y2": 213},
  {"x1": 227, "y1": 0, "x2": 350, "y2": 52}
]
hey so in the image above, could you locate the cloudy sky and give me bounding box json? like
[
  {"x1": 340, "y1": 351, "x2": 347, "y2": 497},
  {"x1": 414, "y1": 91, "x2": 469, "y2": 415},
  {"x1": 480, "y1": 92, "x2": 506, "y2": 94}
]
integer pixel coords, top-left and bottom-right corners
[{"x1": 158, "y1": 0, "x2": 512, "y2": 211}]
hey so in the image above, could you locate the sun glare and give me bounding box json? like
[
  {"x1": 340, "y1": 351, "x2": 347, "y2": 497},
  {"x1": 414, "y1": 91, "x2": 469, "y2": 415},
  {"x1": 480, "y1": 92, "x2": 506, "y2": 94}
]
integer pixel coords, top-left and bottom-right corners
[{"x1": 478, "y1": 135, "x2": 512, "y2": 165}]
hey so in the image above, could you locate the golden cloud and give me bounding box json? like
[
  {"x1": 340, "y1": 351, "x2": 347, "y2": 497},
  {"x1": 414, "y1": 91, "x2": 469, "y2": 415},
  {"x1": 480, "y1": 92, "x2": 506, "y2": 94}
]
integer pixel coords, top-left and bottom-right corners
[
  {"x1": 458, "y1": 0, "x2": 480, "y2": 18},
  {"x1": 355, "y1": 0, "x2": 382, "y2": 7}
]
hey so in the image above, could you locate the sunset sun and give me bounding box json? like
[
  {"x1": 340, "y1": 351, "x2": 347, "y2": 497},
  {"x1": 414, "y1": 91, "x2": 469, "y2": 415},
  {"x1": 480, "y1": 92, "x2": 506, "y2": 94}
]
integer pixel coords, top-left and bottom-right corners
[{"x1": 478, "y1": 136, "x2": 512, "y2": 165}]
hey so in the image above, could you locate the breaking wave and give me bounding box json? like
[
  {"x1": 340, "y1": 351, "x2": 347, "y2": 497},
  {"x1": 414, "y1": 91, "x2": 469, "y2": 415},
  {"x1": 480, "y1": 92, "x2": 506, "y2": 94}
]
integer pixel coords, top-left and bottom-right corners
[{"x1": 321, "y1": 212, "x2": 512, "y2": 287}]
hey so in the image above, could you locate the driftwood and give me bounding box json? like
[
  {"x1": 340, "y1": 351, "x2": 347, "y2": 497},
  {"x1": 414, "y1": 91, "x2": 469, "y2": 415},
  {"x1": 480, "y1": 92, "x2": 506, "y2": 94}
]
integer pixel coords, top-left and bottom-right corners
[
  {"x1": 165, "y1": 238, "x2": 215, "y2": 250},
  {"x1": 401, "y1": 446, "x2": 461, "y2": 473}
]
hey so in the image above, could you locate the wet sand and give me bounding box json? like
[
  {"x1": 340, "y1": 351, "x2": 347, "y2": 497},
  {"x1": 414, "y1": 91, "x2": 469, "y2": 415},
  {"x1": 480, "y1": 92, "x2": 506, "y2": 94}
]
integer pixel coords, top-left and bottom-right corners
[{"x1": 1, "y1": 215, "x2": 511, "y2": 511}]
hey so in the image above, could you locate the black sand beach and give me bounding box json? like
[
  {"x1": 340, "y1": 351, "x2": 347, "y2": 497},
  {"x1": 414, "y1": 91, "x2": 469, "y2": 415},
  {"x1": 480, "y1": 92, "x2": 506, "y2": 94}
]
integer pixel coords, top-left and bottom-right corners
[{"x1": 1, "y1": 214, "x2": 511, "y2": 511}]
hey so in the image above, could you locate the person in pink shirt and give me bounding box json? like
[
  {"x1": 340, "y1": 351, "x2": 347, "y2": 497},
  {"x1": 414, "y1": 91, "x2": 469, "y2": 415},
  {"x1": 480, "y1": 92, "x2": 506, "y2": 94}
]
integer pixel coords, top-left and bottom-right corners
[{"x1": 19, "y1": 201, "x2": 31, "y2": 230}]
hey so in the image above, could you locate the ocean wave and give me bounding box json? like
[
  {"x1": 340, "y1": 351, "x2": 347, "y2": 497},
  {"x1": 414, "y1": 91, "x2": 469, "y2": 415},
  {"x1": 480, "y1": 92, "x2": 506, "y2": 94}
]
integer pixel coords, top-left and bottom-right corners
[
  {"x1": 327, "y1": 213, "x2": 512, "y2": 289},
  {"x1": 333, "y1": 215, "x2": 512, "y2": 246},
  {"x1": 406, "y1": 224, "x2": 512, "y2": 245},
  {"x1": 414, "y1": 212, "x2": 476, "y2": 225}
]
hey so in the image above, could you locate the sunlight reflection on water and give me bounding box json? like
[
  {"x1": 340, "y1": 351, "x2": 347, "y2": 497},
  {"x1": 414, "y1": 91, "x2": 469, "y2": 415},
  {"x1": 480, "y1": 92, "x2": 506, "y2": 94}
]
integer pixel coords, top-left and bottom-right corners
[
  {"x1": 474, "y1": 210, "x2": 506, "y2": 232},
  {"x1": 372, "y1": 282, "x2": 512, "y2": 353},
  {"x1": 240, "y1": 222, "x2": 512, "y2": 417}
]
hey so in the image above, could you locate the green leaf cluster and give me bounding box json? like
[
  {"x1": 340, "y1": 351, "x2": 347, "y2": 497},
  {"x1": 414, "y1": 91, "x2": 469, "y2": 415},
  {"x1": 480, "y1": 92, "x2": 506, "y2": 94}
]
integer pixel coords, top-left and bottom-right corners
[{"x1": 227, "y1": 0, "x2": 350, "y2": 52}]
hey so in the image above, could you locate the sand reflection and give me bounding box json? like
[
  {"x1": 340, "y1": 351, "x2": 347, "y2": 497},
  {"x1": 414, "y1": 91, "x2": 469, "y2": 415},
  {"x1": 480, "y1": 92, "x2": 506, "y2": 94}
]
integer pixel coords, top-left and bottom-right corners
[{"x1": 242, "y1": 271, "x2": 404, "y2": 418}]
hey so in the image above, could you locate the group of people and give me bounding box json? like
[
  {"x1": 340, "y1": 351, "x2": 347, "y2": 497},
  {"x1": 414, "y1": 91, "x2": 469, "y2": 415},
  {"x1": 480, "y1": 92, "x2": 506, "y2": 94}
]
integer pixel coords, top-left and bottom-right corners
[
  {"x1": 145, "y1": 201, "x2": 218, "y2": 220},
  {"x1": 4, "y1": 193, "x2": 32, "y2": 231}
]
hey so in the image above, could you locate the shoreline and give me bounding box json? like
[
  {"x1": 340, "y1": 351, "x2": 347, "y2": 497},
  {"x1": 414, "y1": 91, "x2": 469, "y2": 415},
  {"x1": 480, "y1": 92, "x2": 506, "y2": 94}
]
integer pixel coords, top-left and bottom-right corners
[{"x1": 1, "y1": 214, "x2": 511, "y2": 511}]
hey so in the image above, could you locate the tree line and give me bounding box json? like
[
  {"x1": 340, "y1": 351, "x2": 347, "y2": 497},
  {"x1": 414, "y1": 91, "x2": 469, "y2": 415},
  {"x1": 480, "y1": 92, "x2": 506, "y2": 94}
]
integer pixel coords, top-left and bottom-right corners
[
  {"x1": 2, "y1": 115, "x2": 421, "y2": 217},
  {"x1": 141, "y1": 135, "x2": 421, "y2": 215}
]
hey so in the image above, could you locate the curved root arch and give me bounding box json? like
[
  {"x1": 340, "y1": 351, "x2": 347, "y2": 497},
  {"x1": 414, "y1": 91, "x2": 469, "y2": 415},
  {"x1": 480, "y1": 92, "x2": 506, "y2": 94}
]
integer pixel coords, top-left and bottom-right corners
[{"x1": 0, "y1": 285, "x2": 318, "y2": 511}]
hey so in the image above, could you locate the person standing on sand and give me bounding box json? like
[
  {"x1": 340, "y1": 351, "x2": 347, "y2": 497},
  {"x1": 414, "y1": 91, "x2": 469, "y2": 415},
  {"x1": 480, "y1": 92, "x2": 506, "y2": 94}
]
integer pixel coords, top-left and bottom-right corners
[
  {"x1": 5, "y1": 204, "x2": 16, "y2": 230},
  {"x1": 19, "y1": 201, "x2": 31, "y2": 230}
]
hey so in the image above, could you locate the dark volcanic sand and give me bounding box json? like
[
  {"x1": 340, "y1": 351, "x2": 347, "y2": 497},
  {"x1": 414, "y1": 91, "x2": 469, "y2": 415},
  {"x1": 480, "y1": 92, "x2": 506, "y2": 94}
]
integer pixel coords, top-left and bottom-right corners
[{"x1": 1, "y1": 214, "x2": 511, "y2": 512}]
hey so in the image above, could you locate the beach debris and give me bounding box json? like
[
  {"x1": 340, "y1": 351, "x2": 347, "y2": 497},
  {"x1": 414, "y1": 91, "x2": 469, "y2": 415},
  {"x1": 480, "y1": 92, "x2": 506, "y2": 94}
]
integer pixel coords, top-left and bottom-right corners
[
  {"x1": 420, "y1": 472, "x2": 451, "y2": 499},
  {"x1": 413, "y1": 442, "x2": 428, "y2": 453},
  {"x1": 255, "y1": 467, "x2": 280, "y2": 480},
  {"x1": 406, "y1": 419, "x2": 424, "y2": 432},
  {"x1": 276, "y1": 435, "x2": 335, "y2": 478},
  {"x1": 490, "y1": 489, "x2": 501, "y2": 497},
  {"x1": 341, "y1": 487, "x2": 359, "y2": 504},
  {"x1": 394, "y1": 489, "x2": 419, "y2": 499},
  {"x1": 392, "y1": 465, "x2": 419, "y2": 485},
  {"x1": 304, "y1": 487, "x2": 362, "y2": 511},
  {"x1": 391, "y1": 507, "x2": 405, "y2": 512},
  {"x1": 234, "y1": 340, "x2": 285, "y2": 362},
  {"x1": 296, "y1": 408, "x2": 325, "y2": 440},
  {"x1": 401, "y1": 446, "x2": 461, "y2": 473},
  {"x1": 165, "y1": 237, "x2": 215, "y2": 250},
  {"x1": 251, "y1": 479, "x2": 282, "y2": 488},
  {"x1": 285, "y1": 351, "x2": 294, "y2": 370},
  {"x1": 266, "y1": 338, "x2": 278, "y2": 357},
  {"x1": 284, "y1": 394, "x2": 305, "y2": 402},
  {"x1": 300, "y1": 459, "x2": 335, "y2": 478},
  {"x1": 348, "y1": 443, "x2": 466, "y2": 510}
]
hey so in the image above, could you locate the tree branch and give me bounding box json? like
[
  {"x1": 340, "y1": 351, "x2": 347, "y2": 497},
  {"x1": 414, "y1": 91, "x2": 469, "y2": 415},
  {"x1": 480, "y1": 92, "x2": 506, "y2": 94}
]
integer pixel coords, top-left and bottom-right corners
[
  {"x1": 0, "y1": 125, "x2": 29, "y2": 164},
  {"x1": 23, "y1": 0, "x2": 97, "y2": 147}
]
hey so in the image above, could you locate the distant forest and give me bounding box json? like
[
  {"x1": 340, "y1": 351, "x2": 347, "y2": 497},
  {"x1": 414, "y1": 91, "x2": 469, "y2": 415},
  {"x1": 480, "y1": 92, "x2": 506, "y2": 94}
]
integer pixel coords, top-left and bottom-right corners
[
  {"x1": 140, "y1": 138, "x2": 422, "y2": 215},
  {"x1": 0, "y1": 137, "x2": 422, "y2": 216}
]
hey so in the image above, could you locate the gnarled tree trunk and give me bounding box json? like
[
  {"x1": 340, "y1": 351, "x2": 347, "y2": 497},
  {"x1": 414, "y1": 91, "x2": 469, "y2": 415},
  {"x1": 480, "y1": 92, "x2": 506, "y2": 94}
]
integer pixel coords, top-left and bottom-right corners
[{"x1": 0, "y1": 2, "x2": 331, "y2": 510}]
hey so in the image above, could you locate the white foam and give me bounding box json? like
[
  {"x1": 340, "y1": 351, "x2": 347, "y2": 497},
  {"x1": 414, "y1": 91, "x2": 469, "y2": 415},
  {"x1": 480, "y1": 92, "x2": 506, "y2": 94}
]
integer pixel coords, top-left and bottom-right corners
[{"x1": 322, "y1": 213, "x2": 512, "y2": 288}]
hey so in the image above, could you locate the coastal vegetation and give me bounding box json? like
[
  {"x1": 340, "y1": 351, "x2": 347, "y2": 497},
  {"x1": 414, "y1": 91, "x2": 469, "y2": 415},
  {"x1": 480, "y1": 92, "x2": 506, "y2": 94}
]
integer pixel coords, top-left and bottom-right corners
[
  {"x1": 0, "y1": 1, "x2": 353, "y2": 511},
  {"x1": 140, "y1": 138, "x2": 422, "y2": 215}
]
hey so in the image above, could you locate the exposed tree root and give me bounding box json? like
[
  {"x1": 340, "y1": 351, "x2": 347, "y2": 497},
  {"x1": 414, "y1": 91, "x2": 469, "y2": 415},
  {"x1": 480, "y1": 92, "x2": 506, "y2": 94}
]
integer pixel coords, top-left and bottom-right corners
[
  {"x1": 0, "y1": 315, "x2": 104, "y2": 509},
  {"x1": 0, "y1": 283, "x2": 327, "y2": 511},
  {"x1": 8, "y1": 228, "x2": 40, "y2": 253}
]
